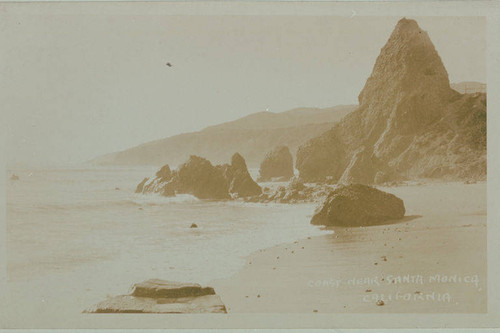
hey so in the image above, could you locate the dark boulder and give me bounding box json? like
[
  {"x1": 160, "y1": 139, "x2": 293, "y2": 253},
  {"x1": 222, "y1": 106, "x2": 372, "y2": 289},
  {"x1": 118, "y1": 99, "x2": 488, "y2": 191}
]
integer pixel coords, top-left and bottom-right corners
[
  {"x1": 258, "y1": 146, "x2": 294, "y2": 181},
  {"x1": 311, "y1": 184, "x2": 405, "y2": 227}
]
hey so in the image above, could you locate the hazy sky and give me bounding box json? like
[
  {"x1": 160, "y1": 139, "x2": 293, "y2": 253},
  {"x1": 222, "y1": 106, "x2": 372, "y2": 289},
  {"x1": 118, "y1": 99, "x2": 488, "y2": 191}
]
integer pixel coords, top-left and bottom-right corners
[{"x1": 1, "y1": 14, "x2": 486, "y2": 166}]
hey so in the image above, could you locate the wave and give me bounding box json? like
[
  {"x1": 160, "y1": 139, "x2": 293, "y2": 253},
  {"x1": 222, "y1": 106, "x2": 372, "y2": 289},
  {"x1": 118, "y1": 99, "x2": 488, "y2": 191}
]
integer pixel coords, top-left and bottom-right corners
[
  {"x1": 9, "y1": 193, "x2": 200, "y2": 213},
  {"x1": 130, "y1": 193, "x2": 200, "y2": 206}
]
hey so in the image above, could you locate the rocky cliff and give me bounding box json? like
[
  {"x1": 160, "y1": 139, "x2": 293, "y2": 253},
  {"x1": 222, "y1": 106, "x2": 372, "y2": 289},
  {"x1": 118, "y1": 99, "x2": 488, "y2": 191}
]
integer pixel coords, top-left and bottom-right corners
[{"x1": 296, "y1": 18, "x2": 486, "y2": 184}]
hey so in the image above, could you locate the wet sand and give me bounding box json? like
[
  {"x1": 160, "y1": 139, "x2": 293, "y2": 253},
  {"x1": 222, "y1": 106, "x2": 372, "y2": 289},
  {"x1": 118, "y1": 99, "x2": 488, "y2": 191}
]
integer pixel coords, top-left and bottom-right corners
[{"x1": 212, "y1": 182, "x2": 487, "y2": 313}]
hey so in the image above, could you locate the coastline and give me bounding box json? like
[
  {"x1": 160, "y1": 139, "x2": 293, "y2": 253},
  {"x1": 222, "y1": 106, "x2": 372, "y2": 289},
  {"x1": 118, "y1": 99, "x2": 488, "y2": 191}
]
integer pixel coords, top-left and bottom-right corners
[{"x1": 211, "y1": 182, "x2": 487, "y2": 313}]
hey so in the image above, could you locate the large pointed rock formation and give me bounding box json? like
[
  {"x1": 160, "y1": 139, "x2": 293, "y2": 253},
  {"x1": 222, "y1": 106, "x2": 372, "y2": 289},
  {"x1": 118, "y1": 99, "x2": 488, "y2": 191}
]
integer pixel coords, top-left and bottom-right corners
[{"x1": 296, "y1": 18, "x2": 486, "y2": 184}]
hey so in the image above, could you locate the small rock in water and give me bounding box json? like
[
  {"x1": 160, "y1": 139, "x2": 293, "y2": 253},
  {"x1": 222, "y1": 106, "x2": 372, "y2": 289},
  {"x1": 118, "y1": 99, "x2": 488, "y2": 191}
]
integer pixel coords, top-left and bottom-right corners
[
  {"x1": 115, "y1": 187, "x2": 120, "y2": 191},
  {"x1": 257, "y1": 294, "x2": 261, "y2": 298},
  {"x1": 10, "y1": 174, "x2": 19, "y2": 181},
  {"x1": 376, "y1": 300, "x2": 385, "y2": 306},
  {"x1": 190, "y1": 223, "x2": 198, "y2": 228},
  {"x1": 313, "y1": 309, "x2": 318, "y2": 313},
  {"x1": 365, "y1": 289, "x2": 372, "y2": 292}
]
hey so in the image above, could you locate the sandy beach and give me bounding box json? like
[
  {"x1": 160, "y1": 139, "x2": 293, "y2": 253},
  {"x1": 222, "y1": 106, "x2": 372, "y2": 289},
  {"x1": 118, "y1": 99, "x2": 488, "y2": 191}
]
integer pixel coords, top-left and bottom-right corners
[{"x1": 212, "y1": 182, "x2": 487, "y2": 313}]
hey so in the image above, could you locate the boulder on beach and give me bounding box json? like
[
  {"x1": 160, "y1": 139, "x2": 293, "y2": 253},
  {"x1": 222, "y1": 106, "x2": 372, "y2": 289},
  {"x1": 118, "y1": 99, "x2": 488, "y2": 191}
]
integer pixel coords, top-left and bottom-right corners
[
  {"x1": 84, "y1": 279, "x2": 226, "y2": 314},
  {"x1": 310, "y1": 184, "x2": 405, "y2": 227},
  {"x1": 258, "y1": 146, "x2": 294, "y2": 181},
  {"x1": 136, "y1": 153, "x2": 261, "y2": 200}
]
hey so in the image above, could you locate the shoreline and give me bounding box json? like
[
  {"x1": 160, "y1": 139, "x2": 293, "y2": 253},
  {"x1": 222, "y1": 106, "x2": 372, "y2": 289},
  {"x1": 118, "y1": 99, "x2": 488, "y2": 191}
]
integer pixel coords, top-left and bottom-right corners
[{"x1": 211, "y1": 182, "x2": 487, "y2": 313}]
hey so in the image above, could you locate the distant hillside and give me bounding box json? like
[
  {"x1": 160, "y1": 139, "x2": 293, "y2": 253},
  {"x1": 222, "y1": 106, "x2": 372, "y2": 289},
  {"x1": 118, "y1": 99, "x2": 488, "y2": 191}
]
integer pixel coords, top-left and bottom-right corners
[
  {"x1": 203, "y1": 105, "x2": 356, "y2": 132},
  {"x1": 451, "y1": 81, "x2": 486, "y2": 94},
  {"x1": 91, "y1": 105, "x2": 357, "y2": 168}
]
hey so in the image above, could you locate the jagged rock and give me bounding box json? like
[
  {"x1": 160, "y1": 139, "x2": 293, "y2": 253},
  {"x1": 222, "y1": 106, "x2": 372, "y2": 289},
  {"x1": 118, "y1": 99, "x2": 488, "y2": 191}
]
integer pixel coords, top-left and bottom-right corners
[
  {"x1": 155, "y1": 164, "x2": 172, "y2": 180},
  {"x1": 176, "y1": 156, "x2": 230, "y2": 199},
  {"x1": 137, "y1": 154, "x2": 261, "y2": 200},
  {"x1": 296, "y1": 18, "x2": 486, "y2": 184},
  {"x1": 142, "y1": 176, "x2": 176, "y2": 197},
  {"x1": 258, "y1": 146, "x2": 294, "y2": 181},
  {"x1": 84, "y1": 279, "x2": 226, "y2": 314},
  {"x1": 136, "y1": 177, "x2": 149, "y2": 193},
  {"x1": 310, "y1": 184, "x2": 405, "y2": 227},
  {"x1": 223, "y1": 153, "x2": 262, "y2": 197}
]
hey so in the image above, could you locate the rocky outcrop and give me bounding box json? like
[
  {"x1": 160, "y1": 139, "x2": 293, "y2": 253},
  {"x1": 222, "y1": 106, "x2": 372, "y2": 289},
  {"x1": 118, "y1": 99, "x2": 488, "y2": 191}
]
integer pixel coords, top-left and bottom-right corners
[
  {"x1": 258, "y1": 146, "x2": 295, "y2": 181},
  {"x1": 137, "y1": 153, "x2": 261, "y2": 200},
  {"x1": 85, "y1": 279, "x2": 226, "y2": 314},
  {"x1": 296, "y1": 18, "x2": 486, "y2": 184},
  {"x1": 247, "y1": 178, "x2": 333, "y2": 204},
  {"x1": 155, "y1": 164, "x2": 172, "y2": 180},
  {"x1": 311, "y1": 184, "x2": 405, "y2": 227},
  {"x1": 175, "y1": 155, "x2": 230, "y2": 199},
  {"x1": 221, "y1": 153, "x2": 262, "y2": 197},
  {"x1": 135, "y1": 177, "x2": 149, "y2": 193}
]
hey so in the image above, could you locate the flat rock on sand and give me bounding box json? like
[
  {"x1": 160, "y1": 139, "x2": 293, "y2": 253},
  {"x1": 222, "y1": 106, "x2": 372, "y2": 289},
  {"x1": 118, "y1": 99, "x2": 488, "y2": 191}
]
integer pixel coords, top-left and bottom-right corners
[
  {"x1": 85, "y1": 279, "x2": 226, "y2": 314},
  {"x1": 131, "y1": 279, "x2": 215, "y2": 298}
]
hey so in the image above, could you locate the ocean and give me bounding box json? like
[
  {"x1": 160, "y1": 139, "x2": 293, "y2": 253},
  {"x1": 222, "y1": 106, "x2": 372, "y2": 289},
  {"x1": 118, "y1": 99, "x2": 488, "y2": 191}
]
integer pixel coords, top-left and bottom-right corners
[{"x1": 5, "y1": 166, "x2": 330, "y2": 314}]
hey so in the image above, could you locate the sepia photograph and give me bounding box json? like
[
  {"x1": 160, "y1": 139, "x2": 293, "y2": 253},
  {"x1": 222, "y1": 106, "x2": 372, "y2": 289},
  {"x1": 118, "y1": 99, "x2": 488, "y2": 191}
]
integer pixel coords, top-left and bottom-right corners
[{"x1": 1, "y1": 1, "x2": 498, "y2": 330}]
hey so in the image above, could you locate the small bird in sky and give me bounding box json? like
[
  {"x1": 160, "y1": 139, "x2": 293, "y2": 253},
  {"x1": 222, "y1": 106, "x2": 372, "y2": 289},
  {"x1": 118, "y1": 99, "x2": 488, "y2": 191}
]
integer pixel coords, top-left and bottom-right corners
[{"x1": 166, "y1": 62, "x2": 172, "y2": 67}]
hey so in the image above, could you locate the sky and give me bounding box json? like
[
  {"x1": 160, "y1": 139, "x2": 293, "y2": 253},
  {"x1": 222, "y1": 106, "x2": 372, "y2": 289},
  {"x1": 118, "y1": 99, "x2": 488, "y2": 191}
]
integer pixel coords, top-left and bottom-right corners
[{"x1": 1, "y1": 13, "x2": 486, "y2": 167}]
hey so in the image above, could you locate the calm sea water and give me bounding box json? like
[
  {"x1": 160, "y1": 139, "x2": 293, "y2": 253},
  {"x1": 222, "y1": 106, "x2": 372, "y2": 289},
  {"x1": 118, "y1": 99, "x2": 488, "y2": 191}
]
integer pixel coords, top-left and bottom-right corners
[{"x1": 6, "y1": 166, "x2": 329, "y2": 311}]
